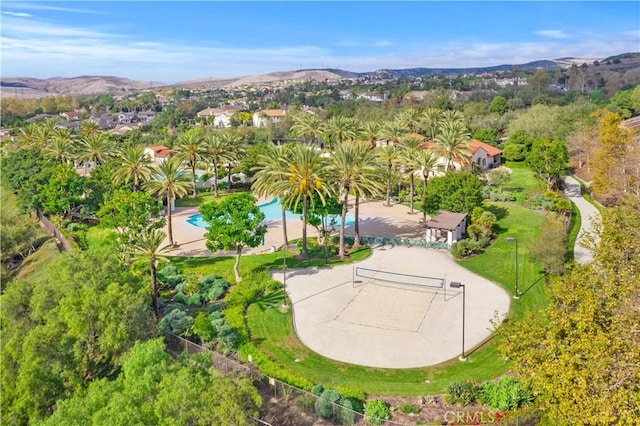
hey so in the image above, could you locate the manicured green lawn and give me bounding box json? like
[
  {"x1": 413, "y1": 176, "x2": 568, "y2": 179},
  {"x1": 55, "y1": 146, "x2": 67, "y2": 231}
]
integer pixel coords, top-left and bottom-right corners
[
  {"x1": 502, "y1": 165, "x2": 541, "y2": 194},
  {"x1": 175, "y1": 191, "x2": 232, "y2": 208},
  {"x1": 242, "y1": 201, "x2": 549, "y2": 395},
  {"x1": 247, "y1": 290, "x2": 509, "y2": 395}
]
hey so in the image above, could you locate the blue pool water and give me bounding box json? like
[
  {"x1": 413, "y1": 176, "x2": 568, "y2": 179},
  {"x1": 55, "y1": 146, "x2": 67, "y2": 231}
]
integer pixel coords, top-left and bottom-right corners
[{"x1": 186, "y1": 198, "x2": 355, "y2": 228}]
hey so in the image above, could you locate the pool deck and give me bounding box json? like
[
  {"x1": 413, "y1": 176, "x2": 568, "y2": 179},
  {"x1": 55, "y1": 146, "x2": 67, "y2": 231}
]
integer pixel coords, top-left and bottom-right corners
[{"x1": 161, "y1": 196, "x2": 428, "y2": 256}]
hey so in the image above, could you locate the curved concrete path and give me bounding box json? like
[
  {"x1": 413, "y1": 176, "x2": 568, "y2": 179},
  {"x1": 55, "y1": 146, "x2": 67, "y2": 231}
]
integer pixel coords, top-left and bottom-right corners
[
  {"x1": 563, "y1": 176, "x2": 601, "y2": 264},
  {"x1": 271, "y1": 246, "x2": 511, "y2": 369}
]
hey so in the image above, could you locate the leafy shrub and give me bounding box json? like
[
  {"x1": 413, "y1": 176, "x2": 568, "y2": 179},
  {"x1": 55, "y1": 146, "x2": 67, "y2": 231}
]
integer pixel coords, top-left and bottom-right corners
[
  {"x1": 297, "y1": 394, "x2": 315, "y2": 411},
  {"x1": 364, "y1": 399, "x2": 390, "y2": 424},
  {"x1": 445, "y1": 380, "x2": 481, "y2": 406},
  {"x1": 158, "y1": 309, "x2": 193, "y2": 335},
  {"x1": 450, "y1": 238, "x2": 489, "y2": 258},
  {"x1": 335, "y1": 386, "x2": 365, "y2": 402},
  {"x1": 157, "y1": 265, "x2": 183, "y2": 288},
  {"x1": 337, "y1": 397, "x2": 356, "y2": 425},
  {"x1": 186, "y1": 293, "x2": 203, "y2": 307},
  {"x1": 311, "y1": 384, "x2": 325, "y2": 396},
  {"x1": 164, "y1": 302, "x2": 185, "y2": 313},
  {"x1": 208, "y1": 301, "x2": 224, "y2": 312},
  {"x1": 479, "y1": 376, "x2": 534, "y2": 411},
  {"x1": 173, "y1": 292, "x2": 186, "y2": 304},
  {"x1": 315, "y1": 389, "x2": 343, "y2": 419},
  {"x1": 399, "y1": 402, "x2": 420, "y2": 414}
]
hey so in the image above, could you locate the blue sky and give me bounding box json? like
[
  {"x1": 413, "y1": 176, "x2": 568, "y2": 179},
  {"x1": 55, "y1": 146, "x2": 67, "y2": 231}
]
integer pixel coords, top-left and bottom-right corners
[{"x1": 2, "y1": 1, "x2": 639, "y2": 83}]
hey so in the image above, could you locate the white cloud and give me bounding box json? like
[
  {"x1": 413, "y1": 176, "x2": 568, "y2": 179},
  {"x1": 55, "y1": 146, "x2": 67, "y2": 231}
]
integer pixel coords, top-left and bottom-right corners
[
  {"x1": 536, "y1": 30, "x2": 570, "y2": 39},
  {"x1": 2, "y1": 11, "x2": 32, "y2": 17},
  {"x1": 1, "y1": 14, "x2": 637, "y2": 82},
  {"x1": 3, "y1": 2, "x2": 103, "y2": 14}
]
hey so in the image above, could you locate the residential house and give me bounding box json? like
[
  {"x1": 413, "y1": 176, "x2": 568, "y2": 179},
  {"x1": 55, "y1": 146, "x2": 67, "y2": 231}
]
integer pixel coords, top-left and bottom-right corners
[
  {"x1": 88, "y1": 114, "x2": 115, "y2": 129},
  {"x1": 137, "y1": 110, "x2": 157, "y2": 123},
  {"x1": 117, "y1": 112, "x2": 135, "y2": 124},
  {"x1": 26, "y1": 114, "x2": 56, "y2": 123},
  {"x1": 110, "y1": 123, "x2": 140, "y2": 135},
  {"x1": 468, "y1": 139, "x2": 503, "y2": 170},
  {"x1": 60, "y1": 111, "x2": 82, "y2": 121},
  {"x1": 357, "y1": 92, "x2": 387, "y2": 102},
  {"x1": 144, "y1": 145, "x2": 172, "y2": 164},
  {"x1": 252, "y1": 109, "x2": 287, "y2": 128}
]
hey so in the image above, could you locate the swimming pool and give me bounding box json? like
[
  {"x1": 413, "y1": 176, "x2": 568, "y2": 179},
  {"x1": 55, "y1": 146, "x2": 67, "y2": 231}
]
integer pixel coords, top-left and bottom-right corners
[{"x1": 186, "y1": 198, "x2": 355, "y2": 228}]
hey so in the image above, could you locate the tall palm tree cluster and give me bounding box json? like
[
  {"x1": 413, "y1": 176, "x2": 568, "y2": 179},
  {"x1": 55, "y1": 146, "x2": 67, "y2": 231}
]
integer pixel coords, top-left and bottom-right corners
[
  {"x1": 15, "y1": 107, "x2": 472, "y2": 262},
  {"x1": 254, "y1": 107, "x2": 473, "y2": 259}
]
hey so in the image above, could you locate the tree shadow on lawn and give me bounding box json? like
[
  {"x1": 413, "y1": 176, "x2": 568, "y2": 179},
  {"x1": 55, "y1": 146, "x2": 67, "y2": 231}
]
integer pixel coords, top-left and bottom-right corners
[{"x1": 485, "y1": 204, "x2": 509, "y2": 221}]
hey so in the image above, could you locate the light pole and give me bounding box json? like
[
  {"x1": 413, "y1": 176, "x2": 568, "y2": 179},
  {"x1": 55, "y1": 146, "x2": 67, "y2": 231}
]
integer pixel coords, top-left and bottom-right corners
[
  {"x1": 450, "y1": 281, "x2": 467, "y2": 362},
  {"x1": 505, "y1": 237, "x2": 520, "y2": 299},
  {"x1": 282, "y1": 244, "x2": 288, "y2": 307}
]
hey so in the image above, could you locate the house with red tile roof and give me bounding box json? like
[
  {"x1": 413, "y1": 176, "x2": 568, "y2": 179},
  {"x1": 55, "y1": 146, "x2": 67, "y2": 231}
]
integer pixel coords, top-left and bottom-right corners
[
  {"x1": 252, "y1": 109, "x2": 287, "y2": 127},
  {"x1": 469, "y1": 139, "x2": 503, "y2": 170},
  {"x1": 144, "y1": 145, "x2": 172, "y2": 164}
]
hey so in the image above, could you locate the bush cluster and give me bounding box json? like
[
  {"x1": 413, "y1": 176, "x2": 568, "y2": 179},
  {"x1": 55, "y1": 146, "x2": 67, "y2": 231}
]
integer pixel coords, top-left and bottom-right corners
[
  {"x1": 445, "y1": 377, "x2": 534, "y2": 411},
  {"x1": 450, "y1": 237, "x2": 490, "y2": 258},
  {"x1": 364, "y1": 399, "x2": 391, "y2": 424},
  {"x1": 312, "y1": 385, "x2": 360, "y2": 425}
]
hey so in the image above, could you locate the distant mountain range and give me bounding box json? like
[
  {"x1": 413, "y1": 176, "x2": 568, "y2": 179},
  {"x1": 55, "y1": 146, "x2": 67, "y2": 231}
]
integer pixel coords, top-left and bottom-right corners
[{"x1": 2, "y1": 53, "x2": 638, "y2": 98}]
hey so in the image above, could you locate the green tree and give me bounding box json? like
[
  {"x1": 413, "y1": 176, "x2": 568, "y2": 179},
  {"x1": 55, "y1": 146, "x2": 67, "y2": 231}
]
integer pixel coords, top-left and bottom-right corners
[
  {"x1": 43, "y1": 127, "x2": 75, "y2": 164},
  {"x1": 323, "y1": 116, "x2": 358, "y2": 149},
  {"x1": 0, "y1": 250, "x2": 152, "y2": 423},
  {"x1": 398, "y1": 135, "x2": 423, "y2": 213},
  {"x1": 529, "y1": 214, "x2": 567, "y2": 275},
  {"x1": 434, "y1": 120, "x2": 471, "y2": 172},
  {"x1": 76, "y1": 132, "x2": 112, "y2": 166},
  {"x1": 525, "y1": 138, "x2": 569, "y2": 190},
  {"x1": 128, "y1": 229, "x2": 171, "y2": 321},
  {"x1": 490, "y1": 96, "x2": 508, "y2": 115},
  {"x1": 327, "y1": 141, "x2": 383, "y2": 258},
  {"x1": 423, "y1": 172, "x2": 484, "y2": 215},
  {"x1": 290, "y1": 112, "x2": 324, "y2": 143},
  {"x1": 416, "y1": 148, "x2": 440, "y2": 223},
  {"x1": 221, "y1": 131, "x2": 246, "y2": 193},
  {"x1": 271, "y1": 143, "x2": 328, "y2": 257},
  {"x1": 200, "y1": 193, "x2": 266, "y2": 282},
  {"x1": 97, "y1": 189, "x2": 165, "y2": 251},
  {"x1": 43, "y1": 339, "x2": 261, "y2": 426},
  {"x1": 204, "y1": 132, "x2": 232, "y2": 197},
  {"x1": 377, "y1": 144, "x2": 399, "y2": 206},
  {"x1": 112, "y1": 145, "x2": 154, "y2": 192},
  {"x1": 472, "y1": 128, "x2": 499, "y2": 145},
  {"x1": 144, "y1": 157, "x2": 191, "y2": 246},
  {"x1": 501, "y1": 197, "x2": 640, "y2": 424},
  {"x1": 38, "y1": 163, "x2": 85, "y2": 217},
  {"x1": 175, "y1": 128, "x2": 206, "y2": 198},
  {"x1": 422, "y1": 107, "x2": 442, "y2": 141},
  {"x1": 252, "y1": 143, "x2": 291, "y2": 247}
]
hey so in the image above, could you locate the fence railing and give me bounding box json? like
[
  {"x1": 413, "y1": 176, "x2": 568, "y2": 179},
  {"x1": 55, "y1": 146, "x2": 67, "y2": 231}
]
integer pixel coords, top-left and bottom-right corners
[
  {"x1": 36, "y1": 212, "x2": 71, "y2": 252},
  {"x1": 163, "y1": 332, "x2": 405, "y2": 425},
  {"x1": 346, "y1": 235, "x2": 449, "y2": 251}
]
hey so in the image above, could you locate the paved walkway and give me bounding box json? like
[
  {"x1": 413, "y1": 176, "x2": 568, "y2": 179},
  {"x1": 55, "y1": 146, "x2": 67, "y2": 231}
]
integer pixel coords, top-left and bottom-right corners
[{"x1": 563, "y1": 176, "x2": 601, "y2": 264}]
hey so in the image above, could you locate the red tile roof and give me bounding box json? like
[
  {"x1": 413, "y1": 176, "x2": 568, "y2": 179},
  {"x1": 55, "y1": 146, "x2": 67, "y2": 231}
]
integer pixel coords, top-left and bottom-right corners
[{"x1": 469, "y1": 139, "x2": 502, "y2": 156}]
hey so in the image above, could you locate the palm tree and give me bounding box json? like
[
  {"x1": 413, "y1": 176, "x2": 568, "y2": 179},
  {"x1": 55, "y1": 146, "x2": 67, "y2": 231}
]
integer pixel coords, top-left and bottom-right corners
[
  {"x1": 204, "y1": 132, "x2": 232, "y2": 197},
  {"x1": 377, "y1": 144, "x2": 399, "y2": 206},
  {"x1": 17, "y1": 123, "x2": 40, "y2": 150},
  {"x1": 396, "y1": 108, "x2": 423, "y2": 133},
  {"x1": 434, "y1": 121, "x2": 471, "y2": 172},
  {"x1": 79, "y1": 120, "x2": 101, "y2": 138},
  {"x1": 323, "y1": 116, "x2": 358, "y2": 150},
  {"x1": 398, "y1": 135, "x2": 424, "y2": 214},
  {"x1": 221, "y1": 131, "x2": 246, "y2": 193},
  {"x1": 128, "y1": 228, "x2": 170, "y2": 321},
  {"x1": 359, "y1": 121, "x2": 381, "y2": 148},
  {"x1": 34, "y1": 118, "x2": 58, "y2": 149},
  {"x1": 271, "y1": 143, "x2": 328, "y2": 257},
  {"x1": 175, "y1": 129, "x2": 206, "y2": 198},
  {"x1": 378, "y1": 120, "x2": 407, "y2": 147},
  {"x1": 144, "y1": 158, "x2": 191, "y2": 246},
  {"x1": 416, "y1": 148, "x2": 440, "y2": 223},
  {"x1": 43, "y1": 127, "x2": 75, "y2": 164},
  {"x1": 328, "y1": 141, "x2": 383, "y2": 258},
  {"x1": 76, "y1": 132, "x2": 112, "y2": 166},
  {"x1": 290, "y1": 113, "x2": 323, "y2": 144},
  {"x1": 112, "y1": 145, "x2": 154, "y2": 191},
  {"x1": 252, "y1": 144, "x2": 291, "y2": 248},
  {"x1": 422, "y1": 108, "x2": 442, "y2": 142}
]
